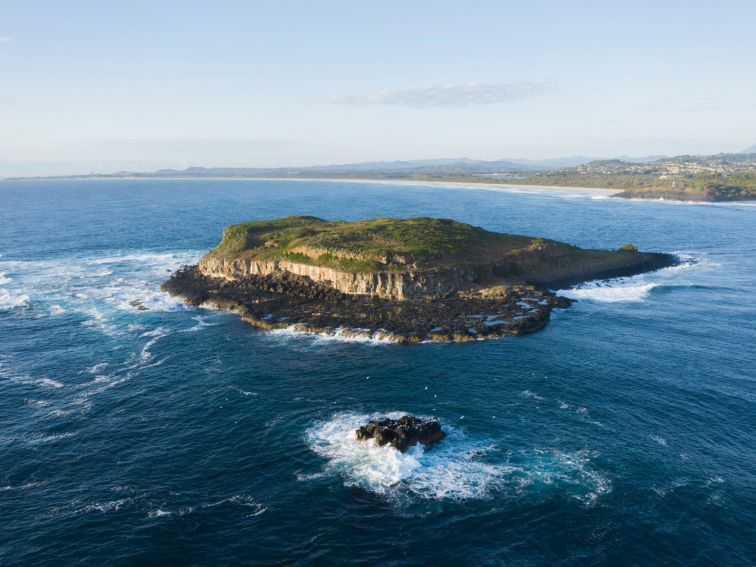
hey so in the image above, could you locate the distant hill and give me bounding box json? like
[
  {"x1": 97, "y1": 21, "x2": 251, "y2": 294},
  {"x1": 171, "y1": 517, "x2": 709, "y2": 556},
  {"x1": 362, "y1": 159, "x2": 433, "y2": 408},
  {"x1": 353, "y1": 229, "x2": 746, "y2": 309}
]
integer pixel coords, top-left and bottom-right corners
[
  {"x1": 9, "y1": 155, "x2": 679, "y2": 181},
  {"x1": 515, "y1": 153, "x2": 756, "y2": 201},
  {"x1": 742, "y1": 143, "x2": 756, "y2": 153},
  {"x1": 7, "y1": 153, "x2": 754, "y2": 202},
  {"x1": 139, "y1": 158, "x2": 543, "y2": 179}
]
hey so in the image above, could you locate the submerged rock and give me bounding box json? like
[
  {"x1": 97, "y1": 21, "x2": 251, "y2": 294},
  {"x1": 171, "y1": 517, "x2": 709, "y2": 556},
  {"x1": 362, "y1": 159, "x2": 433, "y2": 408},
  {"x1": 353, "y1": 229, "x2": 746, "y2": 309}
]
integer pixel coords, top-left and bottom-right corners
[
  {"x1": 129, "y1": 299, "x2": 149, "y2": 311},
  {"x1": 355, "y1": 415, "x2": 445, "y2": 453}
]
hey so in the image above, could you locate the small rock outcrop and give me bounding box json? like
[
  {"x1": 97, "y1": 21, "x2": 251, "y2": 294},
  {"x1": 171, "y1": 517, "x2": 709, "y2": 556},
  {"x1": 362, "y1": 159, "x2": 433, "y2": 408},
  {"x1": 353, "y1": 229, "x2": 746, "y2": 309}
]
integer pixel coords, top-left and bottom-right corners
[{"x1": 355, "y1": 416, "x2": 445, "y2": 453}]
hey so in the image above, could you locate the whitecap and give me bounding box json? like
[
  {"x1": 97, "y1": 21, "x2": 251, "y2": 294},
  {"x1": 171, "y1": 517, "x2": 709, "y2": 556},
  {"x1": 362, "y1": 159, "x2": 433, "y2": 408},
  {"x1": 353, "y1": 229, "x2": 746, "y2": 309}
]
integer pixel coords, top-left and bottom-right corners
[
  {"x1": 86, "y1": 362, "x2": 109, "y2": 374},
  {"x1": 48, "y1": 498, "x2": 131, "y2": 517},
  {"x1": 148, "y1": 509, "x2": 173, "y2": 518},
  {"x1": 28, "y1": 431, "x2": 77, "y2": 444},
  {"x1": 15, "y1": 376, "x2": 64, "y2": 389},
  {"x1": 649, "y1": 434, "x2": 668, "y2": 446},
  {"x1": 520, "y1": 389, "x2": 545, "y2": 402},
  {"x1": 180, "y1": 315, "x2": 218, "y2": 333}
]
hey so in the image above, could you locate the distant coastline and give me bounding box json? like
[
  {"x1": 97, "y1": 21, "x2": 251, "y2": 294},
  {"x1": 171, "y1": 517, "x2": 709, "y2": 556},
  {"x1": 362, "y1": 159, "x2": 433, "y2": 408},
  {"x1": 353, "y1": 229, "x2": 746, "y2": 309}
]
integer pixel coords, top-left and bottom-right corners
[
  {"x1": 5, "y1": 150, "x2": 755, "y2": 202},
  {"x1": 8, "y1": 175, "x2": 752, "y2": 203}
]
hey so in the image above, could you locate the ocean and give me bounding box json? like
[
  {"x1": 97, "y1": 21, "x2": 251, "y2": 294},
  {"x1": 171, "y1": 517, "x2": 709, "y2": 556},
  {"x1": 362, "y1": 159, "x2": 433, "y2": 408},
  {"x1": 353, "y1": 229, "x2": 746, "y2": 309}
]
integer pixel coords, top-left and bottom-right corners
[{"x1": 0, "y1": 179, "x2": 754, "y2": 565}]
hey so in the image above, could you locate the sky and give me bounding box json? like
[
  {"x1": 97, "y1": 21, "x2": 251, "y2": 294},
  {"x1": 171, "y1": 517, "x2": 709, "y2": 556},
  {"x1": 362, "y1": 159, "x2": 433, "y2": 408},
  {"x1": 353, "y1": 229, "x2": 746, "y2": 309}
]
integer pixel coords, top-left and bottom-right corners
[{"x1": 1, "y1": 0, "x2": 755, "y2": 176}]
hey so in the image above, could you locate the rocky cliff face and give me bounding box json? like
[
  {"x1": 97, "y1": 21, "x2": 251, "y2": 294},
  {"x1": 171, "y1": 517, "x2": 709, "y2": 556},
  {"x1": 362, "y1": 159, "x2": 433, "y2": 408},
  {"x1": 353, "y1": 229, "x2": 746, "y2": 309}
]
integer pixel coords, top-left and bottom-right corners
[
  {"x1": 197, "y1": 255, "x2": 487, "y2": 300},
  {"x1": 198, "y1": 249, "x2": 676, "y2": 300}
]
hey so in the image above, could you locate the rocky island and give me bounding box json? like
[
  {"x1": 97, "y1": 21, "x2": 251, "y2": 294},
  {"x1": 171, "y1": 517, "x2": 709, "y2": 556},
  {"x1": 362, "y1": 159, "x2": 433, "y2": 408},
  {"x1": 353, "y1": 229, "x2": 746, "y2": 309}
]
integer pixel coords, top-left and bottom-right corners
[
  {"x1": 355, "y1": 416, "x2": 445, "y2": 453},
  {"x1": 162, "y1": 216, "x2": 676, "y2": 343}
]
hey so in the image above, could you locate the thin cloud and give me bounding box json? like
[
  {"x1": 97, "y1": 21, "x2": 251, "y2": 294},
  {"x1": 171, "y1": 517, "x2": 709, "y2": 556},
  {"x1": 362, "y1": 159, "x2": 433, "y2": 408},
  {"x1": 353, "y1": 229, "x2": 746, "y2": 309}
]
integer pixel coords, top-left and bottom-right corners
[
  {"x1": 337, "y1": 81, "x2": 558, "y2": 108},
  {"x1": 0, "y1": 37, "x2": 11, "y2": 44}
]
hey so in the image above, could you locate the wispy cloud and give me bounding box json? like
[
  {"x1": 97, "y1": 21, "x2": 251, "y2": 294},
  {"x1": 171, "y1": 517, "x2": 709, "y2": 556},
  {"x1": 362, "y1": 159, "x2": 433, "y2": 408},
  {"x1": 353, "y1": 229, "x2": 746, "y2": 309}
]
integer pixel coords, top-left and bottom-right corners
[
  {"x1": 337, "y1": 80, "x2": 557, "y2": 108},
  {"x1": 0, "y1": 37, "x2": 11, "y2": 44}
]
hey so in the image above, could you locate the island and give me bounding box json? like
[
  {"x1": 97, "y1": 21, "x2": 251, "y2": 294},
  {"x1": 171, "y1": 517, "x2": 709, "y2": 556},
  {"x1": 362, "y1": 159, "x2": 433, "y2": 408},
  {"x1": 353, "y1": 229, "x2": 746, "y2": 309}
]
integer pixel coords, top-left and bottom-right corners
[{"x1": 162, "y1": 216, "x2": 677, "y2": 343}]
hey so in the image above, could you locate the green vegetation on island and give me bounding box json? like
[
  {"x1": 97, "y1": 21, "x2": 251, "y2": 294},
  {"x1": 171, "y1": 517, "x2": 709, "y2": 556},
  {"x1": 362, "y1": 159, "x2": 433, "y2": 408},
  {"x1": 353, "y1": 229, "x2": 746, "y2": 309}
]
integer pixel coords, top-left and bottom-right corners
[
  {"x1": 209, "y1": 216, "x2": 571, "y2": 273},
  {"x1": 165, "y1": 216, "x2": 677, "y2": 342},
  {"x1": 205, "y1": 216, "x2": 674, "y2": 287}
]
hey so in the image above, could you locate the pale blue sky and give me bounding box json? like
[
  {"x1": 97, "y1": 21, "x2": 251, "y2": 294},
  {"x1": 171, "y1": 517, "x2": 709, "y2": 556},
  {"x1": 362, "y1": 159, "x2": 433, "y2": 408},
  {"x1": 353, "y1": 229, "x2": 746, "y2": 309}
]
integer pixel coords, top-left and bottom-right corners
[{"x1": 1, "y1": 0, "x2": 754, "y2": 176}]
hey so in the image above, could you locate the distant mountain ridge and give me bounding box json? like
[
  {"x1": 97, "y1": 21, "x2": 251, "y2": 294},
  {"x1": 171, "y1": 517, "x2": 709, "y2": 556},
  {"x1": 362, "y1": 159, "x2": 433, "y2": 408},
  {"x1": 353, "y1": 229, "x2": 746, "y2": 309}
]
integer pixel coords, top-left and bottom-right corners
[
  {"x1": 9, "y1": 155, "x2": 684, "y2": 180},
  {"x1": 7, "y1": 152, "x2": 754, "y2": 191}
]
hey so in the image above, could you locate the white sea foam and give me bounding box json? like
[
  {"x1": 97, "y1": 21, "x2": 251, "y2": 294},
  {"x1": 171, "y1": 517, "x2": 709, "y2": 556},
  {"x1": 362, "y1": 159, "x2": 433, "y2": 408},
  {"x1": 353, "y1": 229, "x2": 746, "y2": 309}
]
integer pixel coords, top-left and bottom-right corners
[
  {"x1": 557, "y1": 254, "x2": 703, "y2": 303},
  {"x1": 86, "y1": 362, "x2": 109, "y2": 374},
  {"x1": 148, "y1": 495, "x2": 266, "y2": 519},
  {"x1": 180, "y1": 315, "x2": 218, "y2": 333},
  {"x1": 148, "y1": 508, "x2": 173, "y2": 518},
  {"x1": 269, "y1": 325, "x2": 395, "y2": 345},
  {"x1": 560, "y1": 282, "x2": 659, "y2": 303},
  {"x1": 0, "y1": 249, "x2": 202, "y2": 326},
  {"x1": 1, "y1": 481, "x2": 46, "y2": 492},
  {"x1": 15, "y1": 376, "x2": 65, "y2": 389},
  {"x1": 0, "y1": 288, "x2": 29, "y2": 310},
  {"x1": 306, "y1": 412, "x2": 611, "y2": 504},
  {"x1": 48, "y1": 498, "x2": 131, "y2": 517},
  {"x1": 139, "y1": 328, "x2": 167, "y2": 363},
  {"x1": 27, "y1": 431, "x2": 77, "y2": 445},
  {"x1": 649, "y1": 434, "x2": 668, "y2": 447},
  {"x1": 520, "y1": 389, "x2": 545, "y2": 402}
]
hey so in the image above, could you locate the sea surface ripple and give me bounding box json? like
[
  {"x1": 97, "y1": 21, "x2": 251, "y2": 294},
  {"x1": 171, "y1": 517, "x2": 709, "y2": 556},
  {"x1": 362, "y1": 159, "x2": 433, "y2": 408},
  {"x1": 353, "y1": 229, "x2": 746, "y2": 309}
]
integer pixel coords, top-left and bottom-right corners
[{"x1": 0, "y1": 179, "x2": 754, "y2": 565}]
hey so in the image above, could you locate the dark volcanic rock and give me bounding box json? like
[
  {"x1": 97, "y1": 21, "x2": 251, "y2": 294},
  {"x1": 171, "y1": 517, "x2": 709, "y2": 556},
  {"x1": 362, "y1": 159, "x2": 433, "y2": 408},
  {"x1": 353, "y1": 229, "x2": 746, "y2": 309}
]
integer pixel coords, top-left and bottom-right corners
[
  {"x1": 355, "y1": 415, "x2": 445, "y2": 453},
  {"x1": 160, "y1": 265, "x2": 578, "y2": 343}
]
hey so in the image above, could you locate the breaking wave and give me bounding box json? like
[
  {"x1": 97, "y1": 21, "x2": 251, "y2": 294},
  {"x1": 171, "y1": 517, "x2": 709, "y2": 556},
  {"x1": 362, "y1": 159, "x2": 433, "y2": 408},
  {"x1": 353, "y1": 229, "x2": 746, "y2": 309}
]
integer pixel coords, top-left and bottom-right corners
[
  {"x1": 305, "y1": 412, "x2": 611, "y2": 504},
  {"x1": 0, "y1": 250, "x2": 201, "y2": 322},
  {"x1": 268, "y1": 325, "x2": 396, "y2": 345},
  {"x1": 557, "y1": 254, "x2": 702, "y2": 303}
]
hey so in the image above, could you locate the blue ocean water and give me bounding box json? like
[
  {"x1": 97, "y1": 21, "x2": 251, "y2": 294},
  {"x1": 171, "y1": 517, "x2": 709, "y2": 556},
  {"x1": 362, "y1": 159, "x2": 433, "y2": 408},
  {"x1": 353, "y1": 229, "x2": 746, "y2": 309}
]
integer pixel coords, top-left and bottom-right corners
[{"x1": 0, "y1": 179, "x2": 754, "y2": 566}]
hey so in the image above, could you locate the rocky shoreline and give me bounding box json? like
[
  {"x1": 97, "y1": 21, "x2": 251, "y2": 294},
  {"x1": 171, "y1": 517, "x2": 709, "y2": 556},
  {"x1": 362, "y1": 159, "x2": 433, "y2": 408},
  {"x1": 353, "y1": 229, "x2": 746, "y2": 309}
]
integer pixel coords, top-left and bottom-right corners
[
  {"x1": 161, "y1": 252, "x2": 676, "y2": 343},
  {"x1": 162, "y1": 265, "x2": 573, "y2": 343}
]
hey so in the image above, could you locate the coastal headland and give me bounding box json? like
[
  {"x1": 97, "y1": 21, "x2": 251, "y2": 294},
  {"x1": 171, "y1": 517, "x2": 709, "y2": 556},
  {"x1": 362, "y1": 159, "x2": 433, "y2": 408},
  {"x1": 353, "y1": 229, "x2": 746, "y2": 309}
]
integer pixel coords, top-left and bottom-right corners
[{"x1": 163, "y1": 216, "x2": 677, "y2": 343}]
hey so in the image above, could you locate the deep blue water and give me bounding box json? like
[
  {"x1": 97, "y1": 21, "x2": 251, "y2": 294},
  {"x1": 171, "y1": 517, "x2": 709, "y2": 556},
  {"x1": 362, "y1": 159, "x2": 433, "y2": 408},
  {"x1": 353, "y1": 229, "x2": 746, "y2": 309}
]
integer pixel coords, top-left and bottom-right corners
[{"x1": 0, "y1": 179, "x2": 754, "y2": 566}]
